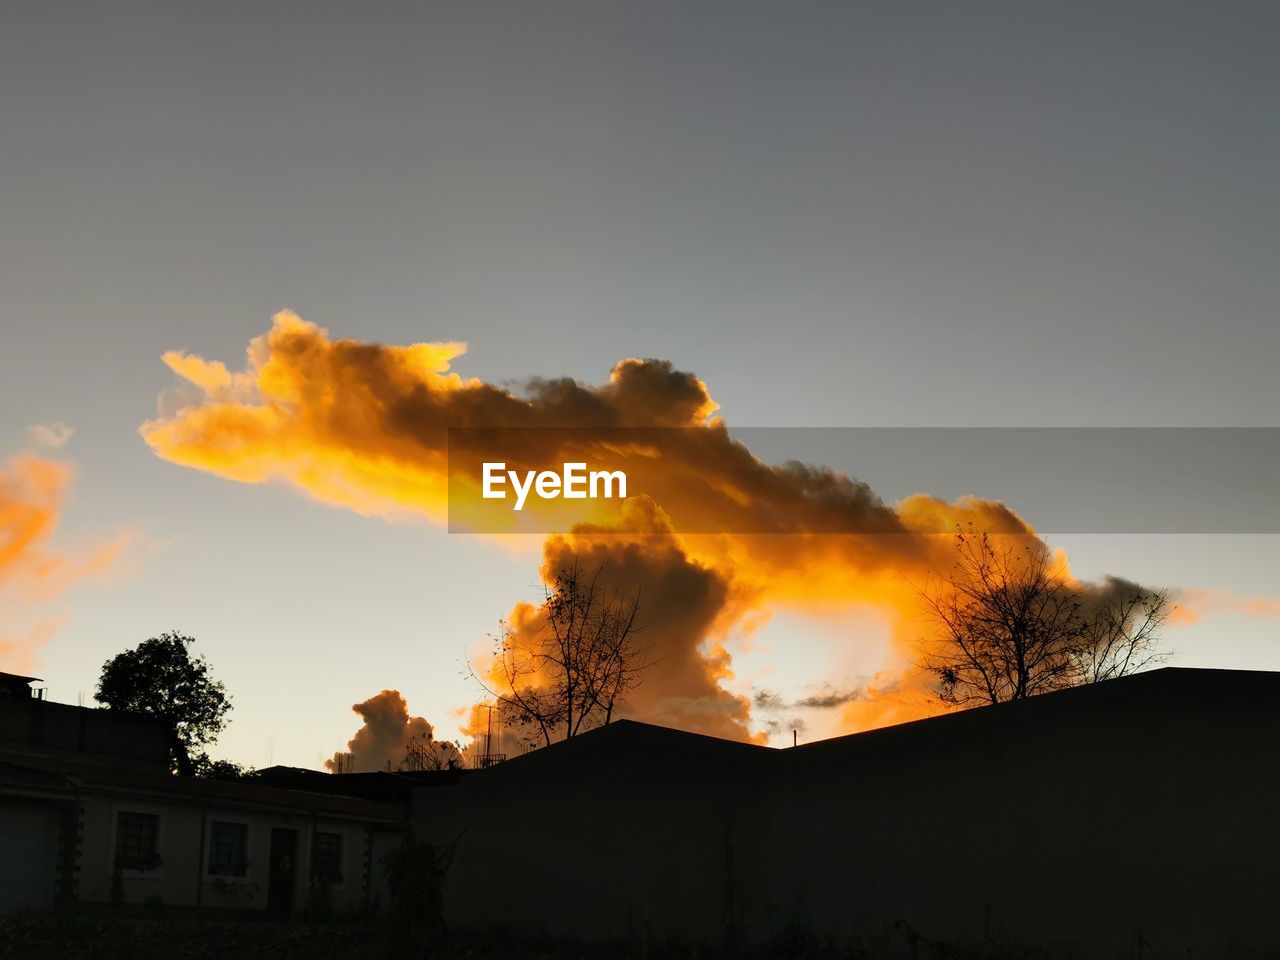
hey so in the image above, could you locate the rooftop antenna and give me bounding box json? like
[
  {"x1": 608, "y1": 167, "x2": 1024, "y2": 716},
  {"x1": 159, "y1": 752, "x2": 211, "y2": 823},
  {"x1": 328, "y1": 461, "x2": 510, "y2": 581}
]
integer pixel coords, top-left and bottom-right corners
[{"x1": 793, "y1": 729, "x2": 798, "y2": 748}]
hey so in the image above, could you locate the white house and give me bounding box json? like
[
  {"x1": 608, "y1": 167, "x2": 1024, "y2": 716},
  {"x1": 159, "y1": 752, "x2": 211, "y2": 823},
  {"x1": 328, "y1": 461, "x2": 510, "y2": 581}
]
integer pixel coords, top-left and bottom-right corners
[{"x1": 0, "y1": 673, "x2": 406, "y2": 917}]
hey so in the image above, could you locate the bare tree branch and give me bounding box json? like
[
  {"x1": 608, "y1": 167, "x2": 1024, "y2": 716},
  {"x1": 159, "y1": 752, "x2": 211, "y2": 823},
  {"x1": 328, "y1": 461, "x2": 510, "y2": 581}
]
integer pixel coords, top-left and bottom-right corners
[
  {"x1": 476, "y1": 554, "x2": 654, "y2": 751},
  {"x1": 921, "y1": 529, "x2": 1169, "y2": 707}
]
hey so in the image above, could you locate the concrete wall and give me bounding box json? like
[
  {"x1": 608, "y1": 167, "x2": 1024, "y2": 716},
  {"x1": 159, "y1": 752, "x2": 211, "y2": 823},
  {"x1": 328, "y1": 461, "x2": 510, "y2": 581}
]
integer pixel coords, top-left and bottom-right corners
[
  {"x1": 414, "y1": 671, "x2": 1280, "y2": 957},
  {"x1": 749, "y1": 672, "x2": 1280, "y2": 956},
  {"x1": 0, "y1": 698, "x2": 170, "y2": 771},
  {"x1": 417, "y1": 728, "x2": 766, "y2": 942}
]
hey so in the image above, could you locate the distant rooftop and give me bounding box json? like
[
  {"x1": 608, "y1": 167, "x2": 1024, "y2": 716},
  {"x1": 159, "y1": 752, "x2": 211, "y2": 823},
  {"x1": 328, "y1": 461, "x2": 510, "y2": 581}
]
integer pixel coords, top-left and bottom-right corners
[
  {"x1": 0, "y1": 672, "x2": 42, "y2": 695},
  {"x1": 0, "y1": 750, "x2": 406, "y2": 822},
  {"x1": 0, "y1": 673, "x2": 170, "y2": 770}
]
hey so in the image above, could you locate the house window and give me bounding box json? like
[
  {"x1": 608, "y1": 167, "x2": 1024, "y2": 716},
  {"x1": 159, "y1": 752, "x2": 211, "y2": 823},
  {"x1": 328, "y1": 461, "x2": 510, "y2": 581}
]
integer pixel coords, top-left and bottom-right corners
[
  {"x1": 310, "y1": 831, "x2": 343, "y2": 884},
  {"x1": 208, "y1": 821, "x2": 248, "y2": 876},
  {"x1": 115, "y1": 811, "x2": 160, "y2": 870}
]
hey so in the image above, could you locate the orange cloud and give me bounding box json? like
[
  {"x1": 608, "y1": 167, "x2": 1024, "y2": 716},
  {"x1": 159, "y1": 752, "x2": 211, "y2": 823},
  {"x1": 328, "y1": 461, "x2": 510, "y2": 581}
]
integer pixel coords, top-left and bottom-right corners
[
  {"x1": 140, "y1": 313, "x2": 1168, "y2": 743},
  {"x1": 478, "y1": 505, "x2": 766, "y2": 744},
  {"x1": 1169, "y1": 588, "x2": 1280, "y2": 626},
  {"x1": 0, "y1": 615, "x2": 69, "y2": 677},
  {"x1": 0, "y1": 449, "x2": 137, "y2": 673},
  {"x1": 326, "y1": 689, "x2": 463, "y2": 772}
]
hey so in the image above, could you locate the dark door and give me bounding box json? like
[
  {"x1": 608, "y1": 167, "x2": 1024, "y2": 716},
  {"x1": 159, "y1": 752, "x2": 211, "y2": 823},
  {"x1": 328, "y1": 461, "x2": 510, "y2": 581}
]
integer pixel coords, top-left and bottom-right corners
[{"x1": 267, "y1": 828, "x2": 298, "y2": 918}]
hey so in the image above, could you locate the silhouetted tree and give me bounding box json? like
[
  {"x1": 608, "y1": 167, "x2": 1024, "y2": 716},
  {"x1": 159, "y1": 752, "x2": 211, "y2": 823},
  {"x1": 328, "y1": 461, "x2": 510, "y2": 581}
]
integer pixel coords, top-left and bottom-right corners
[
  {"x1": 922, "y1": 531, "x2": 1169, "y2": 706},
  {"x1": 398, "y1": 733, "x2": 464, "y2": 771},
  {"x1": 475, "y1": 558, "x2": 653, "y2": 748},
  {"x1": 95, "y1": 631, "x2": 231, "y2": 776},
  {"x1": 193, "y1": 754, "x2": 255, "y2": 781},
  {"x1": 383, "y1": 838, "x2": 460, "y2": 950}
]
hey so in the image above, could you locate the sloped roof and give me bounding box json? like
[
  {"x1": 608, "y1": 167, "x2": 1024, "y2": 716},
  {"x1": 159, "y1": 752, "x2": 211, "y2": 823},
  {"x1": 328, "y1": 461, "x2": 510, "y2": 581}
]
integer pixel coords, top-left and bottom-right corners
[
  {"x1": 255, "y1": 764, "x2": 463, "y2": 804},
  {"x1": 457, "y1": 667, "x2": 1280, "y2": 779},
  {"x1": 460, "y1": 715, "x2": 772, "y2": 786},
  {"x1": 0, "y1": 672, "x2": 42, "y2": 685},
  {"x1": 0, "y1": 750, "x2": 406, "y2": 823},
  {"x1": 788, "y1": 665, "x2": 1280, "y2": 762}
]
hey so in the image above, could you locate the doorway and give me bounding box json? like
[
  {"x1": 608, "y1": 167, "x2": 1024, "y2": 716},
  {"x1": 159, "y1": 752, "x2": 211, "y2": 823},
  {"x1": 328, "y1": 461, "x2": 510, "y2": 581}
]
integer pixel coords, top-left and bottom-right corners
[{"x1": 267, "y1": 827, "x2": 298, "y2": 918}]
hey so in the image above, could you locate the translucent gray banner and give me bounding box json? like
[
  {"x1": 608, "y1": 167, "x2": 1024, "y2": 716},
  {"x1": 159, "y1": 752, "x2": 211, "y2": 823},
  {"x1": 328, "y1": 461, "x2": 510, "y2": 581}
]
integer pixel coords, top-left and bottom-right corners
[{"x1": 446, "y1": 427, "x2": 1280, "y2": 534}]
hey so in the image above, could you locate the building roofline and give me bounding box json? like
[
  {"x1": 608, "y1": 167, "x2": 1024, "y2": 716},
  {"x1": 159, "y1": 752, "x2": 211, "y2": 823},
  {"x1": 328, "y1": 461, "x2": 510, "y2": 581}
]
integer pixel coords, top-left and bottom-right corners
[
  {"x1": 466, "y1": 716, "x2": 773, "y2": 779},
  {"x1": 464, "y1": 667, "x2": 1280, "y2": 769},
  {"x1": 0, "y1": 751, "x2": 406, "y2": 823},
  {"x1": 789, "y1": 665, "x2": 1280, "y2": 756},
  {"x1": 0, "y1": 671, "x2": 43, "y2": 685}
]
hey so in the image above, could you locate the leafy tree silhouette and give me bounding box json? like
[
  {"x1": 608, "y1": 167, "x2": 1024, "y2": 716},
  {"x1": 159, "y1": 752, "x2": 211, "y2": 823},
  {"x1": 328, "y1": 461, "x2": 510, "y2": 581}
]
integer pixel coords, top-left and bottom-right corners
[{"x1": 96, "y1": 631, "x2": 231, "y2": 776}]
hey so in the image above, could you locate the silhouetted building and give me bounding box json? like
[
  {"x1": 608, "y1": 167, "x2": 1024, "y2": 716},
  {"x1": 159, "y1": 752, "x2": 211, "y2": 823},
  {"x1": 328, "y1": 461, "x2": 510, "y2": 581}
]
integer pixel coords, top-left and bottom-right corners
[
  {"x1": 0, "y1": 671, "x2": 170, "y2": 771},
  {"x1": 255, "y1": 765, "x2": 464, "y2": 806},
  {"x1": 0, "y1": 679, "x2": 405, "y2": 916},
  {"x1": 0, "y1": 672, "x2": 44, "y2": 698},
  {"x1": 414, "y1": 668, "x2": 1280, "y2": 957},
  {"x1": 11, "y1": 666, "x2": 1279, "y2": 952}
]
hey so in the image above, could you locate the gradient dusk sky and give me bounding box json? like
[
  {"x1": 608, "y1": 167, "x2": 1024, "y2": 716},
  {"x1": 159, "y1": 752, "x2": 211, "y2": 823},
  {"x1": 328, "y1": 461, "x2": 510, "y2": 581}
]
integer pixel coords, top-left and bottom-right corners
[{"x1": 2, "y1": 2, "x2": 1277, "y2": 768}]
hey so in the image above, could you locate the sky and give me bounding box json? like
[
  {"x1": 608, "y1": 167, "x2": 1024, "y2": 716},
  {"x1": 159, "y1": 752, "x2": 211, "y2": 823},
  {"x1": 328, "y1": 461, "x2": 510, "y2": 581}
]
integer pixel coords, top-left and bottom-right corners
[{"x1": 2, "y1": 2, "x2": 1277, "y2": 769}]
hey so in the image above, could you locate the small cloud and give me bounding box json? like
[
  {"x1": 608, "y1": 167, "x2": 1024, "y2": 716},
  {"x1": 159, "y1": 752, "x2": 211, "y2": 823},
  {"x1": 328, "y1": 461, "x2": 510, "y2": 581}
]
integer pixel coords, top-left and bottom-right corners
[
  {"x1": 1171, "y1": 588, "x2": 1280, "y2": 626},
  {"x1": 764, "y1": 717, "x2": 809, "y2": 737},
  {"x1": 27, "y1": 422, "x2": 74, "y2": 451},
  {"x1": 0, "y1": 614, "x2": 68, "y2": 675},
  {"x1": 795, "y1": 688, "x2": 861, "y2": 710},
  {"x1": 755, "y1": 685, "x2": 863, "y2": 712},
  {"x1": 753, "y1": 689, "x2": 785, "y2": 710}
]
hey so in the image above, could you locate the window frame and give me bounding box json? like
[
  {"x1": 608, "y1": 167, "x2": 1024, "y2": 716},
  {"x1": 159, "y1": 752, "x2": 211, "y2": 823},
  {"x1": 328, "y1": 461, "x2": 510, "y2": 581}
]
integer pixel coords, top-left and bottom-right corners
[
  {"x1": 113, "y1": 808, "x2": 163, "y2": 876},
  {"x1": 206, "y1": 819, "x2": 251, "y2": 878},
  {"x1": 309, "y1": 829, "x2": 345, "y2": 886}
]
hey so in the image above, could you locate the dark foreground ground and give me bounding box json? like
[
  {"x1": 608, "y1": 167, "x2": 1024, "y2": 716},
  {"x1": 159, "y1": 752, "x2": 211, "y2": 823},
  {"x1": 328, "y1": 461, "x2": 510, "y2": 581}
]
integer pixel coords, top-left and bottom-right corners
[{"x1": 0, "y1": 911, "x2": 1159, "y2": 960}]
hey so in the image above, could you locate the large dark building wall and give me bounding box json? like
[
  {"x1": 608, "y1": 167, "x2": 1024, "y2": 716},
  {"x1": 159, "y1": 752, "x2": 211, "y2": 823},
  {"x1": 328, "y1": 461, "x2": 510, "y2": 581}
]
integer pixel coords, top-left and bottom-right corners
[
  {"x1": 752, "y1": 670, "x2": 1280, "y2": 955},
  {"x1": 0, "y1": 695, "x2": 171, "y2": 770},
  {"x1": 415, "y1": 670, "x2": 1280, "y2": 956},
  {"x1": 418, "y1": 726, "x2": 767, "y2": 942}
]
